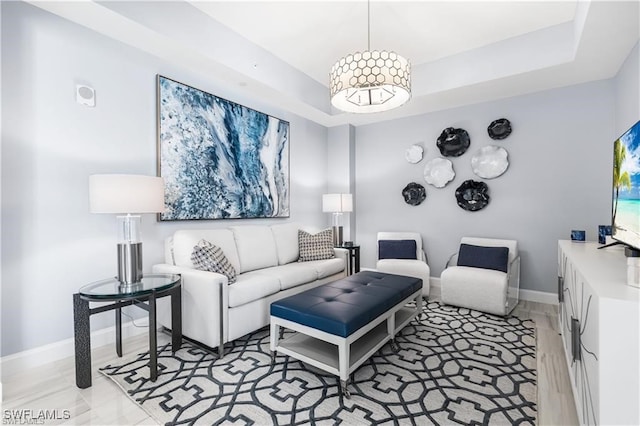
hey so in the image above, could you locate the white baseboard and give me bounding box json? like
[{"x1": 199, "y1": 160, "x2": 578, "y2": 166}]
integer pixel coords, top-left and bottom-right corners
[
  {"x1": 430, "y1": 276, "x2": 441, "y2": 289},
  {"x1": 518, "y1": 288, "x2": 558, "y2": 305},
  {"x1": 429, "y1": 276, "x2": 557, "y2": 305},
  {"x1": 0, "y1": 320, "x2": 148, "y2": 380}
]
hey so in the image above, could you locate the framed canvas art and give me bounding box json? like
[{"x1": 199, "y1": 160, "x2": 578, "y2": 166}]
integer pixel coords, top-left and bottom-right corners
[{"x1": 157, "y1": 75, "x2": 290, "y2": 220}]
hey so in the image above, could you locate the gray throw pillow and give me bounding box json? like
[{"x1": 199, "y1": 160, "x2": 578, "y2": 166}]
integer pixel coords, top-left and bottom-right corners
[
  {"x1": 191, "y1": 239, "x2": 237, "y2": 284},
  {"x1": 298, "y1": 229, "x2": 335, "y2": 262}
]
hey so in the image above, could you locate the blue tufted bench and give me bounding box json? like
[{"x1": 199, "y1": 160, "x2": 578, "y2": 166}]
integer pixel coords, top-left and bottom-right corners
[{"x1": 270, "y1": 270, "x2": 423, "y2": 398}]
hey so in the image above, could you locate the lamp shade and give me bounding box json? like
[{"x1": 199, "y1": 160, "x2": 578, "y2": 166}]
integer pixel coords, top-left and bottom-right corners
[
  {"x1": 330, "y1": 50, "x2": 411, "y2": 113},
  {"x1": 322, "y1": 193, "x2": 353, "y2": 213},
  {"x1": 89, "y1": 174, "x2": 165, "y2": 214}
]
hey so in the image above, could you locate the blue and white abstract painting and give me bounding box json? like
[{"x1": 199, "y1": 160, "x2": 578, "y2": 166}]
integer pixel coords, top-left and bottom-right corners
[{"x1": 157, "y1": 76, "x2": 290, "y2": 220}]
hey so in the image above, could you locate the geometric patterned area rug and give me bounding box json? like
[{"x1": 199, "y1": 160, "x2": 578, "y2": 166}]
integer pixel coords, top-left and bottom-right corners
[{"x1": 101, "y1": 301, "x2": 536, "y2": 425}]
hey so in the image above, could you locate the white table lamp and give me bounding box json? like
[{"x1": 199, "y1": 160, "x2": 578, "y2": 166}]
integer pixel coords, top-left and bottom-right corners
[
  {"x1": 322, "y1": 193, "x2": 353, "y2": 246},
  {"x1": 89, "y1": 174, "x2": 165, "y2": 286}
]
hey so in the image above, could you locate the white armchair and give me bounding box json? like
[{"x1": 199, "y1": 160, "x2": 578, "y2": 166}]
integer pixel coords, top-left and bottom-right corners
[
  {"x1": 375, "y1": 232, "x2": 430, "y2": 298},
  {"x1": 440, "y1": 237, "x2": 520, "y2": 315}
]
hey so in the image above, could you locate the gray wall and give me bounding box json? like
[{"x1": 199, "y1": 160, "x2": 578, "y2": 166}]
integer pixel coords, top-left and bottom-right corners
[
  {"x1": 327, "y1": 125, "x2": 356, "y2": 240},
  {"x1": 355, "y1": 80, "x2": 617, "y2": 293},
  {"x1": 615, "y1": 41, "x2": 639, "y2": 135},
  {"x1": 0, "y1": 2, "x2": 328, "y2": 356}
]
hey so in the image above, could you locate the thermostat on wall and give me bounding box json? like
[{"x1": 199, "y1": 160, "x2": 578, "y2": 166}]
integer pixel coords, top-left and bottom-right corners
[{"x1": 76, "y1": 85, "x2": 95, "y2": 107}]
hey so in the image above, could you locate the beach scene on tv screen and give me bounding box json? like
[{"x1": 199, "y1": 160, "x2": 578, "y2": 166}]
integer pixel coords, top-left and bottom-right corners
[{"x1": 613, "y1": 120, "x2": 640, "y2": 248}]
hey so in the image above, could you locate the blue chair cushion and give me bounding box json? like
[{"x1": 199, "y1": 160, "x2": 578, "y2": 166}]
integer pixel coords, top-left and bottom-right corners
[
  {"x1": 270, "y1": 271, "x2": 422, "y2": 337},
  {"x1": 457, "y1": 243, "x2": 509, "y2": 273},
  {"x1": 378, "y1": 239, "x2": 417, "y2": 260}
]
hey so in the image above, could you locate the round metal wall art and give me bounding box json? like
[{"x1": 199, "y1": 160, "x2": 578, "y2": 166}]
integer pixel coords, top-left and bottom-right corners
[
  {"x1": 402, "y1": 182, "x2": 426, "y2": 206},
  {"x1": 436, "y1": 127, "x2": 471, "y2": 157},
  {"x1": 423, "y1": 157, "x2": 455, "y2": 188},
  {"x1": 405, "y1": 144, "x2": 424, "y2": 164},
  {"x1": 487, "y1": 118, "x2": 512, "y2": 140},
  {"x1": 455, "y1": 180, "x2": 490, "y2": 211},
  {"x1": 471, "y1": 145, "x2": 509, "y2": 179}
]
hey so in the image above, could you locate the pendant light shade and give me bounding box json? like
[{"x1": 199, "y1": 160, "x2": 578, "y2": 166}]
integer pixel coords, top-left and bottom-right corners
[
  {"x1": 330, "y1": 50, "x2": 411, "y2": 113},
  {"x1": 329, "y1": 1, "x2": 411, "y2": 113}
]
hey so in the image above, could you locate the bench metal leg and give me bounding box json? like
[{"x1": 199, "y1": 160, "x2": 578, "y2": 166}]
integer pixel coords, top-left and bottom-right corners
[
  {"x1": 386, "y1": 313, "x2": 399, "y2": 352},
  {"x1": 338, "y1": 339, "x2": 351, "y2": 398},
  {"x1": 270, "y1": 321, "x2": 280, "y2": 364},
  {"x1": 340, "y1": 379, "x2": 351, "y2": 399},
  {"x1": 390, "y1": 339, "x2": 400, "y2": 353}
]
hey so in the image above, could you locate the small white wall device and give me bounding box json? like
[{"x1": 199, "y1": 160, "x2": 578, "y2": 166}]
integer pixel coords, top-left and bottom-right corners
[{"x1": 76, "y1": 85, "x2": 95, "y2": 107}]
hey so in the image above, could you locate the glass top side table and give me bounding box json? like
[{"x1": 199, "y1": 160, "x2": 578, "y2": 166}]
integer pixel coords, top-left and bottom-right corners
[
  {"x1": 73, "y1": 273, "x2": 182, "y2": 388},
  {"x1": 79, "y1": 274, "x2": 180, "y2": 299}
]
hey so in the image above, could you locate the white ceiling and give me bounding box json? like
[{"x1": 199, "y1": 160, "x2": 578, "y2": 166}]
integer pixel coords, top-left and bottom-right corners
[
  {"x1": 193, "y1": 1, "x2": 579, "y2": 85},
  {"x1": 26, "y1": 1, "x2": 640, "y2": 127}
]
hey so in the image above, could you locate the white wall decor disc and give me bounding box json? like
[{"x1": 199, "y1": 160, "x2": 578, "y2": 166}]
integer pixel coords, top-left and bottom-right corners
[
  {"x1": 423, "y1": 157, "x2": 455, "y2": 188},
  {"x1": 405, "y1": 144, "x2": 424, "y2": 164},
  {"x1": 471, "y1": 145, "x2": 509, "y2": 179}
]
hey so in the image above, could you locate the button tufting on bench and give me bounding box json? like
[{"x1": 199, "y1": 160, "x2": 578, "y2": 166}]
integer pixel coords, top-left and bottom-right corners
[{"x1": 270, "y1": 270, "x2": 422, "y2": 337}]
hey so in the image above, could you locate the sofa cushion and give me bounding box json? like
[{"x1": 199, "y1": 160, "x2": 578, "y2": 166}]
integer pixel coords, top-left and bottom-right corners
[
  {"x1": 230, "y1": 226, "x2": 278, "y2": 273},
  {"x1": 440, "y1": 266, "x2": 508, "y2": 315},
  {"x1": 271, "y1": 223, "x2": 300, "y2": 265},
  {"x1": 191, "y1": 240, "x2": 237, "y2": 284},
  {"x1": 259, "y1": 263, "x2": 319, "y2": 290},
  {"x1": 309, "y1": 258, "x2": 345, "y2": 279},
  {"x1": 298, "y1": 229, "x2": 335, "y2": 262},
  {"x1": 378, "y1": 239, "x2": 417, "y2": 260},
  {"x1": 458, "y1": 243, "x2": 509, "y2": 273},
  {"x1": 172, "y1": 229, "x2": 240, "y2": 272},
  {"x1": 376, "y1": 258, "x2": 430, "y2": 296},
  {"x1": 228, "y1": 271, "x2": 281, "y2": 308}
]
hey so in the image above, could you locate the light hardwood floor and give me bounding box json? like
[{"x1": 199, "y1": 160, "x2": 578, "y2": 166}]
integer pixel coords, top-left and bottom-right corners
[{"x1": 2, "y1": 300, "x2": 579, "y2": 425}]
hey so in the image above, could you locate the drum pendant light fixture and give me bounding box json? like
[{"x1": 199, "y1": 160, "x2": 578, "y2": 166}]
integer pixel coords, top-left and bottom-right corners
[{"x1": 330, "y1": 0, "x2": 411, "y2": 113}]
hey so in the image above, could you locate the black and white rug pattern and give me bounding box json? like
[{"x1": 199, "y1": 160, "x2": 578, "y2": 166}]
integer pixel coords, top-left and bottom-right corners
[{"x1": 101, "y1": 302, "x2": 536, "y2": 425}]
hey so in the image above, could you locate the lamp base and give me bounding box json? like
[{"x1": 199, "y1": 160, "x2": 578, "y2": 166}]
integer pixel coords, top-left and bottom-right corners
[
  {"x1": 332, "y1": 226, "x2": 343, "y2": 247},
  {"x1": 117, "y1": 242, "x2": 143, "y2": 285}
]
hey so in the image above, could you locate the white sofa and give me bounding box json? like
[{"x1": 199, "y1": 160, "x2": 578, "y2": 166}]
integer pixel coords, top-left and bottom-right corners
[{"x1": 153, "y1": 223, "x2": 347, "y2": 356}]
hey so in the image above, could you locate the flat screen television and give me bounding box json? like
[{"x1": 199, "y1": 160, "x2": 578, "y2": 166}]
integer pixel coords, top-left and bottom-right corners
[{"x1": 611, "y1": 120, "x2": 640, "y2": 251}]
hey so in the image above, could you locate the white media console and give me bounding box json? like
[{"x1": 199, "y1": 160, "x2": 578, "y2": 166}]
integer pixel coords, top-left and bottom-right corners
[{"x1": 557, "y1": 240, "x2": 639, "y2": 425}]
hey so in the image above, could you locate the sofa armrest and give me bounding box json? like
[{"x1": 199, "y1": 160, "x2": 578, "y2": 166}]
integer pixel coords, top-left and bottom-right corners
[
  {"x1": 333, "y1": 247, "x2": 349, "y2": 270},
  {"x1": 445, "y1": 252, "x2": 458, "y2": 269},
  {"x1": 152, "y1": 263, "x2": 228, "y2": 353},
  {"x1": 333, "y1": 247, "x2": 348, "y2": 257},
  {"x1": 507, "y1": 255, "x2": 521, "y2": 306}
]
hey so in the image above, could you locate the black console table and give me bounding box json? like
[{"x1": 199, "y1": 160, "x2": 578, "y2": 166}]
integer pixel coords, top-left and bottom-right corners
[{"x1": 73, "y1": 273, "x2": 182, "y2": 388}]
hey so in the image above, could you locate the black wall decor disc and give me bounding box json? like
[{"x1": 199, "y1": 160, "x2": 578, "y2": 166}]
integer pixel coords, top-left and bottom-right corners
[
  {"x1": 487, "y1": 118, "x2": 512, "y2": 140},
  {"x1": 402, "y1": 182, "x2": 426, "y2": 206},
  {"x1": 436, "y1": 127, "x2": 471, "y2": 157},
  {"x1": 455, "y1": 180, "x2": 490, "y2": 211}
]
